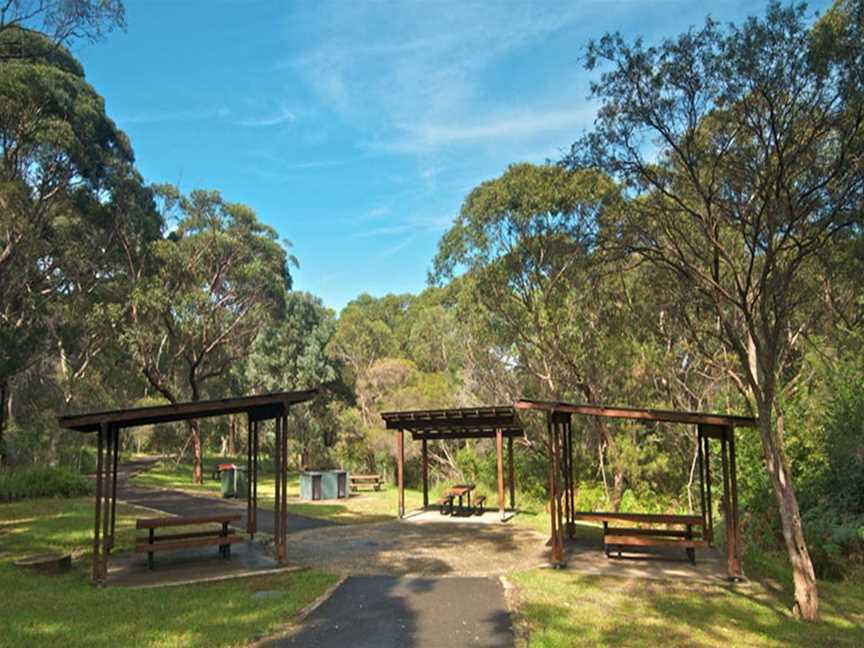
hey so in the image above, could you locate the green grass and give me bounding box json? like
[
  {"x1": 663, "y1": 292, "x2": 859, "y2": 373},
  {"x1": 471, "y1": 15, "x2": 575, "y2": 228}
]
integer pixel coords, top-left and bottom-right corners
[
  {"x1": 0, "y1": 498, "x2": 339, "y2": 647},
  {"x1": 132, "y1": 458, "x2": 425, "y2": 524},
  {"x1": 510, "y1": 554, "x2": 864, "y2": 648}
]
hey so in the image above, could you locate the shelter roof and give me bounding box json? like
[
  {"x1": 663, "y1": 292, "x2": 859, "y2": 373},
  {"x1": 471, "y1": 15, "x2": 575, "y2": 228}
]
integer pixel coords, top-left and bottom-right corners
[
  {"x1": 381, "y1": 405, "x2": 524, "y2": 440},
  {"x1": 59, "y1": 389, "x2": 318, "y2": 433},
  {"x1": 514, "y1": 399, "x2": 757, "y2": 428}
]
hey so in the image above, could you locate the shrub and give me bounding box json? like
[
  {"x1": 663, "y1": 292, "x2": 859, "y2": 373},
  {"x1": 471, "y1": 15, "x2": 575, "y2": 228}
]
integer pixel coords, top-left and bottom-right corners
[{"x1": 0, "y1": 466, "x2": 93, "y2": 502}]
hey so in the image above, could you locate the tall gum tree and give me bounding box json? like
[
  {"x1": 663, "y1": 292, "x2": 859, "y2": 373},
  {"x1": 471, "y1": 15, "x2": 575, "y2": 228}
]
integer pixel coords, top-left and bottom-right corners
[
  {"x1": 432, "y1": 162, "x2": 645, "y2": 509},
  {"x1": 567, "y1": 1, "x2": 864, "y2": 619},
  {"x1": 124, "y1": 187, "x2": 292, "y2": 483},
  {"x1": 0, "y1": 26, "x2": 139, "y2": 461}
]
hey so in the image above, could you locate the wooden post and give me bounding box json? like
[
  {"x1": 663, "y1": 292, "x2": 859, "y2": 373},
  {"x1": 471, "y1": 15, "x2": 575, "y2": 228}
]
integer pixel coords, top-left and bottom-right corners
[
  {"x1": 421, "y1": 438, "x2": 429, "y2": 509},
  {"x1": 507, "y1": 435, "x2": 515, "y2": 510},
  {"x1": 281, "y1": 413, "x2": 289, "y2": 562},
  {"x1": 703, "y1": 433, "x2": 713, "y2": 544},
  {"x1": 92, "y1": 423, "x2": 104, "y2": 584},
  {"x1": 273, "y1": 418, "x2": 282, "y2": 560},
  {"x1": 253, "y1": 420, "x2": 259, "y2": 535},
  {"x1": 548, "y1": 414, "x2": 563, "y2": 566},
  {"x1": 397, "y1": 429, "x2": 405, "y2": 518},
  {"x1": 696, "y1": 425, "x2": 707, "y2": 538},
  {"x1": 100, "y1": 424, "x2": 113, "y2": 581},
  {"x1": 247, "y1": 415, "x2": 253, "y2": 535},
  {"x1": 109, "y1": 425, "x2": 120, "y2": 550},
  {"x1": 728, "y1": 426, "x2": 743, "y2": 578},
  {"x1": 720, "y1": 431, "x2": 736, "y2": 580},
  {"x1": 496, "y1": 427, "x2": 505, "y2": 520}
]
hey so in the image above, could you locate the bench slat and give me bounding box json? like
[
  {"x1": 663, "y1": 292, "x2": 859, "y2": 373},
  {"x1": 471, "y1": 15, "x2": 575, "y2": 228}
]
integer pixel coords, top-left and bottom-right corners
[
  {"x1": 573, "y1": 512, "x2": 703, "y2": 525},
  {"x1": 605, "y1": 534, "x2": 709, "y2": 549},
  {"x1": 135, "y1": 535, "x2": 243, "y2": 553},
  {"x1": 604, "y1": 527, "x2": 698, "y2": 539},
  {"x1": 136, "y1": 514, "x2": 241, "y2": 529},
  {"x1": 136, "y1": 529, "x2": 236, "y2": 544}
]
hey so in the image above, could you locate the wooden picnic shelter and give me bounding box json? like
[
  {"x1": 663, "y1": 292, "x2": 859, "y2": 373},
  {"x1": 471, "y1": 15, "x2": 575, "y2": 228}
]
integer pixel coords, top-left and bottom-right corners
[
  {"x1": 514, "y1": 399, "x2": 757, "y2": 580},
  {"x1": 381, "y1": 406, "x2": 525, "y2": 521},
  {"x1": 59, "y1": 389, "x2": 318, "y2": 585}
]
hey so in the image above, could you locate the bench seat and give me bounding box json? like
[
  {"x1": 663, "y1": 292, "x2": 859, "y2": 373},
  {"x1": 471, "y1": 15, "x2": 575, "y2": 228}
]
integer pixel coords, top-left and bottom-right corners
[
  {"x1": 135, "y1": 513, "x2": 242, "y2": 569},
  {"x1": 135, "y1": 534, "x2": 243, "y2": 553},
  {"x1": 572, "y1": 511, "x2": 706, "y2": 564}
]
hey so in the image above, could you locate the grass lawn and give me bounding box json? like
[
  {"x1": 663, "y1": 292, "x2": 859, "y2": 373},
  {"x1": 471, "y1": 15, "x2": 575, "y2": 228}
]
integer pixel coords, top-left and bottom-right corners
[
  {"x1": 0, "y1": 497, "x2": 339, "y2": 647},
  {"x1": 132, "y1": 457, "x2": 424, "y2": 524},
  {"x1": 511, "y1": 555, "x2": 864, "y2": 648}
]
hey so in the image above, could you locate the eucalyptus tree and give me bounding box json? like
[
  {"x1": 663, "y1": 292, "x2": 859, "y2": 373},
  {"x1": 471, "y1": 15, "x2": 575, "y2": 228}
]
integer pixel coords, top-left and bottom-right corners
[
  {"x1": 0, "y1": 0, "x2": 125, "y2": 59},
  {"x1": 432, "y1": 162, "x2": 654, "y2": 508},
  {"x1": 246, "y1": 290, "x2": 341, "y2": 466},
  {"x1": 566, "y1": 1, "x2": 864, "y2": 619},
  {"x1": 124, "y1": 187, "x2": 292, "y2": 483},
  {"x1": 0, "y1": 26, "x2": 145, "y2": 460}
]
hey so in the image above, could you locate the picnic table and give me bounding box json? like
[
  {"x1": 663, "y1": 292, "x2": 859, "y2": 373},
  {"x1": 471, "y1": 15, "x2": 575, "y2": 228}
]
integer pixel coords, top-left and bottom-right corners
[
  {"x1": 438, "y1": 484, "x2": 476, "y2": 516},
  {"x1": 135, "y1": 513, "x2": 242, "y2": 570}
]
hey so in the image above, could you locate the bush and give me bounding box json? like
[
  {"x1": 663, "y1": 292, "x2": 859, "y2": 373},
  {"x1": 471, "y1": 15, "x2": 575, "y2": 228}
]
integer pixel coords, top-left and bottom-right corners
[
  {"x1": 0, "y1": 466, "x2": 93, "y2": 502},
  {"x1": 803, "y1": 507, "x2": 864, "y2": 579}
]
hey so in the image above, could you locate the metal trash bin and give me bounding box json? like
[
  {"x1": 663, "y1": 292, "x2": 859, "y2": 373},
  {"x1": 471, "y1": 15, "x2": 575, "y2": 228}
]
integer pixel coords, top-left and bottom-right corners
[{"x1": 217, "y1": 463, "x2": 247, "y2": 499}]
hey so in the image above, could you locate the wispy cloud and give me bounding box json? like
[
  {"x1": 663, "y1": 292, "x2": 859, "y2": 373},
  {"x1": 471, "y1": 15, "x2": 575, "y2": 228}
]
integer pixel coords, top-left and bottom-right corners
[
  {"x1": 238, "y1": 105, "x2": 296, "y2": 127},
  {"x1": 284, "y1": 3, "x2": 594, "y2": 156},
  {"x1": 119, "y1": 106, "x2": 231, "y2": 124}
]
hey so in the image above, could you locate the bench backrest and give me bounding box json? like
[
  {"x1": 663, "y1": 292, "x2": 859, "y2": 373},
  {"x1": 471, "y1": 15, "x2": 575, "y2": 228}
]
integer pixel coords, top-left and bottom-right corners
[{"x1": 136, "y1": 513, "x2": 241, "y2": 529}]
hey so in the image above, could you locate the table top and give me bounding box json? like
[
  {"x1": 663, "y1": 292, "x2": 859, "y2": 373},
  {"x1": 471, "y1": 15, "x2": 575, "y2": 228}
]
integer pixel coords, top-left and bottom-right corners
[
  {"x1": 444, "y1": 484, "x2": 475, "y2": 497},
  {"x1": 136, "y1": 513, "x2": 241, "y2": 529}
]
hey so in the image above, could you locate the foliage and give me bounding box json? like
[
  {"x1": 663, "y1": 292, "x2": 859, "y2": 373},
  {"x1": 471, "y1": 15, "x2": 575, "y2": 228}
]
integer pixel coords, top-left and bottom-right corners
[{"x1": 0, "y1": 465, "x2": 91, "y2": 501}]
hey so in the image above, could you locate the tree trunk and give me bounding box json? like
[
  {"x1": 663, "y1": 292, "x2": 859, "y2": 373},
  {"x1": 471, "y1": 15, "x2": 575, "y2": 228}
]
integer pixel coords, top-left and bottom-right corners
[
  {"x1": 757, "y1": 399, "x2": 819, "y2": 620},
  {"x1": 189, "y1": 419, "x2": 203, "y2": 484},
  {"x1": 227, "y1": 416, "x2": 236, "y2": 456},
  {"x1": 0, "y1": 377, "x2": 7, "y2": 466}
]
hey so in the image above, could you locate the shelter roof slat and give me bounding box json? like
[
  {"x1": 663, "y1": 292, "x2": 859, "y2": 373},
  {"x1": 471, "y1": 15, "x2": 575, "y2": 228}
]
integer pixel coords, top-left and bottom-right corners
[
  {"x1": 381, "y1": 405, "x2": 524, "y2": 437},
  {"x1": 59, "y1": 389, "x2": 318, "y2": 432},
  {"x1": 514, "y1": 399, "x2": 757, "y2": 427}
]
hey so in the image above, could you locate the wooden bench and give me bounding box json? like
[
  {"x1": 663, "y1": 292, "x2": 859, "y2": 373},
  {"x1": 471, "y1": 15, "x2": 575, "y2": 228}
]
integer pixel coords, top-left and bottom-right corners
[
  {"x1": 572, "y1": 512, "x2": 706, "y2": 563},
  {"x1": 350, "y1": 474, "x2": 382, "y2": 492},
  {"x1": 474, "y1": 495, "x2": 487, "y2": 515},
  {"x1": 135, "y1": 514, "x2": 242, "y2": 570},
  {"x1": 436, "y1": 493, "x2": 455, "y2": 515}
]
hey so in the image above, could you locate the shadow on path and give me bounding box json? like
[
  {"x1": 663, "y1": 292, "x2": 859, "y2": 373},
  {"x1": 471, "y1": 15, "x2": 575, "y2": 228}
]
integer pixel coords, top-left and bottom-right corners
[{"x1": 265, "y1": 575, "x2": 514, "y2": 648}]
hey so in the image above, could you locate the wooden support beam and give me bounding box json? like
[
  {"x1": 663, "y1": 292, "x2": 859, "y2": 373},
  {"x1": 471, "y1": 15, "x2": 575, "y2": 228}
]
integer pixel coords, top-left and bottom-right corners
[
  {"x1": 720, "y1": 432, "x2": 737, "y2": 580},
  {"x1": 280, "y1": 414, "x2": 289, "y2": 562},
  {"x1": 92, "y1": 423, "x2": 104, "y2": 584},
  {"x1": 421, "y1": 438, "x2": 429, "y2": 509},
  {"x1": 246, "y1": 415, "x2": 253, "y2": 536},
  {"x1": 100, "y1": 424, "x2": 113, "y2": 581},
  {"x1": 548, "y1": 414, "x2": 564, "y2": 566},
  {"x1": 728, "y1": 426, "x2": 743, "y2": 578},
  {"x1": 109, "y1": 425, "x2": 119, "y2": 550},
  {"x1": 508, "y1": 435, "x2": 515, "y2": 510},
  {"x1": 703, "y1": 432, "x2": 713, "y2": 544},
  {"x1": 496, "y1": 427, "x2": 505, "y2": 520},
  {"x1": 397, "y1": 429, "x2": 405, "y2": 518},
  {"x1": 273, "y1": 418, "x2": 282, "y2": 559}
]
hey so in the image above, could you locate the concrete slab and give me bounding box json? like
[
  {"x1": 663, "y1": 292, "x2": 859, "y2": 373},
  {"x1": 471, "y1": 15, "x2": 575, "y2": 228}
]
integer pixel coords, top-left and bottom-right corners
[
  {"x1": 106, "y1": 540, "x2": 301, "y2": 588},
  {"x1": 560, "y1": 536, "x2": 732, "y2": 584},
  {"x1": 264, "y1": 575, "x2": 514, "y2": 648},
  {"x1": 402, "y1": 509, "x2": 518, "y2": 525}
]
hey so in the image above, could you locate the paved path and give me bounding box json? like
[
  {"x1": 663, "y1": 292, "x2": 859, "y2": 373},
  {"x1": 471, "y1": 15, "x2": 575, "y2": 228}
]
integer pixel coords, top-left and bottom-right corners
[
  {"x1": 118, "y1": 459, "x2": 515, "y2": 647},
  {"x1": 114, "y1": 459, "x2": 335, "y2": 536},
  {"x1": 265, "y1": 575, "x2": 514, "y2": 648}
]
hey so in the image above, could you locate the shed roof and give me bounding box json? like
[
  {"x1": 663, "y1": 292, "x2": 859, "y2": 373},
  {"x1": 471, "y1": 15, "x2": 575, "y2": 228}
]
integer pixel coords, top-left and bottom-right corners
[
  {"x1": 381, "y1": 405, "x2": 524, "y2": 440},
  {"x1": 514, "y1": 399, "x2": 757, "y2": 428},
  {"x1": 59, "y1": 389, "x2": 318, "y2": 433}
]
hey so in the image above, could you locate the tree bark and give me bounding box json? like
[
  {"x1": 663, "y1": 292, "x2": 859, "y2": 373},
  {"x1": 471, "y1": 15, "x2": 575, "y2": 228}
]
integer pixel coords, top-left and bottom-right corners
[
  {"x1": 757, "y1": 399, "x2": 819, "y2": 620},
  {"x1": 0, "y1": 376, "x2": 7, "y2": 466},
  {"x1": 189, "y1": 419, "x2": 203, "y2": 484}
]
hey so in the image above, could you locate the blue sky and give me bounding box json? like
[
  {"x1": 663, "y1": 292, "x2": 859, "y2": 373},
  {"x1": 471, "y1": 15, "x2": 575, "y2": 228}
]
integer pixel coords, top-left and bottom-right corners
[{"x1": 74, "y1": 0, "x2": 829, "y2": 312}]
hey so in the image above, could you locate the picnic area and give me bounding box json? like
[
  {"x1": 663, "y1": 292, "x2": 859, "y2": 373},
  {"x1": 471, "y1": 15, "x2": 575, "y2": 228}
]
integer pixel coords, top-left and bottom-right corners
[{"x1": 2, "y1": 1, "x2": 864, "y2": 647}]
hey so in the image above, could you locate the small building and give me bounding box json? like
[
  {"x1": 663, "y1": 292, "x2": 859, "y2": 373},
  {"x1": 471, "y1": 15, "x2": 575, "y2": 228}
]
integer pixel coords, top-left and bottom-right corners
[{"x1": 300, "y1": 469, "x2": 349, "y2": 500}]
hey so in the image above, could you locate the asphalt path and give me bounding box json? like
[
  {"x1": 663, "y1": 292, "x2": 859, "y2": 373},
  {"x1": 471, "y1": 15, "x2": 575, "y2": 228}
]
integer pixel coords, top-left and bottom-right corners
[{"x1": 267, "y1": 575, "x2": 515, "y2": 648}]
